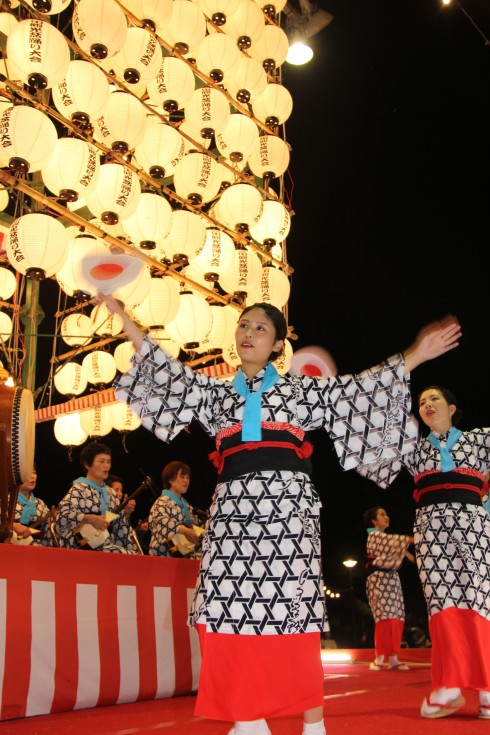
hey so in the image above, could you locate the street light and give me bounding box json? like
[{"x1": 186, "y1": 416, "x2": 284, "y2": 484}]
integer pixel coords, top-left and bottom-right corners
[{"x1": 343, "y1": 559, "x2": 358, "y2": 644}]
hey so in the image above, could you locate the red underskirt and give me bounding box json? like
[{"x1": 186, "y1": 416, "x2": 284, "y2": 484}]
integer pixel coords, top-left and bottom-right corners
[
  {"x1": 194, "y1": 625, "x2": 325, "y2": 721},
  {"x1": 374, "y1": 618, "x2": 404, "y2": 656}
]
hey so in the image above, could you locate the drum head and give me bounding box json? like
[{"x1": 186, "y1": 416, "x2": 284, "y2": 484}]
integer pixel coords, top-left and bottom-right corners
[{"x1": 0, "y1": 385, "x2": 35, "y2": 487}]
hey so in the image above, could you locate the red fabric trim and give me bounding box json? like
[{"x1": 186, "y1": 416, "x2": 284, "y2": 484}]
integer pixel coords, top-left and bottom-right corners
[
  {"x1": 413, "y1": 468, "x2": 484, "y2": 503},
  {"x1": 209, "y1": 440, "x2": 314, "y2": 474},
  {"x1": 194, "y1": 625, "x2": 324, "y2": 721},
  {"x1": 429, "y1": 608, "x2": 490, "y2": 690},
  {"x1": 374, "y1": 619, "x2": 404, "y2": 656},
  {"x1": 215, "y1": 422, "x2": 305, "y2": 450}
]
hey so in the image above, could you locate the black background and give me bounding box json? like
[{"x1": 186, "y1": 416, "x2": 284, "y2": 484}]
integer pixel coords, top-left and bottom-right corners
[{"x1": 31, "y1": 0, "x2": 490, "y2": 643}]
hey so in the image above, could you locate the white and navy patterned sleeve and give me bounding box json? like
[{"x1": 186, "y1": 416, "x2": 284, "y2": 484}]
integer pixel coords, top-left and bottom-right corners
[
  {"x1": 367, "y1": 530, "x2": 412, "y2": 570},
  {"x1": 148, "y1": 496, "x2": 184, "y2": 556},
  {"x1": 113, "y1": 336, "x2": 219, "y2": 442}
]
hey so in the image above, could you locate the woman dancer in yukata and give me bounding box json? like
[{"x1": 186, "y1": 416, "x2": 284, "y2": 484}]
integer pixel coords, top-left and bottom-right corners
[
  {"x1": 363, "y1": 506, "x2": 414, "y2": 671},
  {"x1": 101, "y1": 292, "x2": 460, "y2": 735},
  {"x1": 358, "y1": 385, "x2": 490, "y2": 720}
]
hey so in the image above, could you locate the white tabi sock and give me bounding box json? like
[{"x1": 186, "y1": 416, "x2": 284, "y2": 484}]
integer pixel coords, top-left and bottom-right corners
[
  {"x1": 302, "y1": 721, "x2": 327, "y2": 735},
  {"x1": 375, "y1": 655, "x2": 385, "y2": 666},
  {"x1": 233, "y1": 719, "x2": 271, "y2": 735},
  {"x1": 430, "y1": 687, "x2": 461, "y2": 704},
  {"x1": 480, "y1": 691, "x2": 490, "y2": 707}
]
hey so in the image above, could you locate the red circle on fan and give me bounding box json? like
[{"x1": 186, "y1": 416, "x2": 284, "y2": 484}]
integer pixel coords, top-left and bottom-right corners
[
  {"x1": 90, "y1": 263, "x2": 124, "y2": 280},
  {"x1": 289, "y1": 346, "x2": 337, "y2": 379}
]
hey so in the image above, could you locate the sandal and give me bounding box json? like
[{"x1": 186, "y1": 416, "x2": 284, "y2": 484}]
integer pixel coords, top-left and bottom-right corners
[
  {"x1": 369, "y1": 661, "x2": 383, "y2": 671},
  {"x1": 420, "y1": 694, "x2": 465, "y2": 719},
  {"x1": 480, "y1": 707, "x2": 490, "y2": 720},
  {"x1": 388, "y1": 663, "x2": 409, "y2": 671}
]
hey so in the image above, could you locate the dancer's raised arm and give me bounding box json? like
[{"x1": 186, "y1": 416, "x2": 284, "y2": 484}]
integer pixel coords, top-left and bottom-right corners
[{"x1": 403, "y1": 315, "x2": 461, "y2": 374}]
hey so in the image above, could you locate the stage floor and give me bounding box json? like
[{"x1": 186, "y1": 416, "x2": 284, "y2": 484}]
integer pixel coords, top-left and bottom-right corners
[{"x1": 3, "y1": 649, "x2": 484, "y2": 735}]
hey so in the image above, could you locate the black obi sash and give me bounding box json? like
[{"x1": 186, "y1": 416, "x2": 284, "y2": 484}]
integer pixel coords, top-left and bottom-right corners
[
  {"x1": 209, "y1": 426, "x2": 314, "y2": 482},
  {"x1": 413, "y1": 470, "x2": 483, "y2": 508}
]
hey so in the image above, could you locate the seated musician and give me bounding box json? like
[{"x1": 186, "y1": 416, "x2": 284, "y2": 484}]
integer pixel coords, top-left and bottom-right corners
[
  {"x1": 12, "y1": 468, "x2": 56, "y2": 547},
  {"x1": 148, "y1": 460, "x2": 205, "y2": 558},
  {"x1": 55, "y1": 442, "x2": 137, "y2": 553}
]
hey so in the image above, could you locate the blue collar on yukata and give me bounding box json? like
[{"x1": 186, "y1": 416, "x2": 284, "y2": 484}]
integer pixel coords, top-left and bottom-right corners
[
  {"x1": 427, "y1": 427, "x2": 462, "y2": 472},
  {"x1": 18, "y1": 492, "x2": 37, "y2": 524},
  {"x1": 232, "y1": 362, "x2": 280, "y2": 441},
  {"x1": 74, "y1": 476, "x2": 110, "y2": 515},
  {"x1": 162, "y1": 489, "x2": 193, "y2": 525}
]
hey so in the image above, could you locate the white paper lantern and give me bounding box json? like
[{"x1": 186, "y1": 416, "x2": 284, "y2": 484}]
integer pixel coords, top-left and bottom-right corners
[
  {"x1": 147, "y1": 328, "x2": 180, "y2": 358},
  {"x1": 248, "y1": 134, "x2": 290, "y2": 181},
  {"x1": 146, "y1": 56, "x2": 196, "y2": 114},
  {"x1": 82, "y1": 350, "x2": 117, "y2": 385},
  {"x1": 90, "y1": 302, "x2": 124, "y2": 337},
  {"x1": 223, "y1": 340, "x2": 241, "y2": 367},
  {"x1": 218, "y1": 247, "x2": 262, "y2": 298},
  {"x1": 160, "y1": 209, "x2": 207, "y2": 262},
  {"x1": 121, "y1": 190, "x2": 173, "y2": 250},
  {"x1": 246, "y1": 264, "x2": 290, "y2": 308},
  {"x1": 110, "y1": 27, "x2": 162, "y2": 86},
  {"x1": 72, "y1": 0, "x2": 128, "y2": 60},
  {"x1": 121, "y1": 0, "x2": 173, "y2": 33},
  {"x1": 0, "y1": 311, "x2": 13, "y2": 344},
  {"x1": 215, "y1": 113, "x2": 259, "y2": 163},
  {"x1": 134, "y1": 121, "x2": 185, "y2": 180},
  {"x1": 131, "y1": 276, "x2": 180, "y2": 327},
  {"x1": 194, "y1": 0, "x2": 241, "y2": 25},
  {"x1": 251, "y1": 82, "x2": 293, "y2": 127},
  {"x1": 92, "y1": 91, "x2": 147, "y2": 154},
  {"x1": 253, "y1": 0, "x2": 287, "y2": 16},
  {"x1": 54, "y1": 362, "x2": 88, "y2": 396},
  {"x1": 85, "y1": 163, "x2": 141, "y2": 224},
  {"x1": 173, "y1": 151, "x2": 222, "y2": 205},
  {"x1": 24, "y1": 0, "x2": 72, "y2": 15},
  {"x1": 80, "y1": 405, "x2": 113, "y2": 437},
  {"x1": 52, "y1": 60, "x2": 110, "y2": 128},
  {"x1": 184, "y1": 86, "x2": 231, "y2": 140},
  {"x1": 61, "y1": 314, "x2": 94, "y2": 347},
  {"x1": 249, "y1": 198, "x2": 291, "y2": 248},
  {"x1": 249, "y1": 24, "x2": 289, "y2": 72},
  {"x1": 54, "y1": 414, "x2": 88, "y2": 447},
  {"x1": 6, "y1": 213, "x2": 68, "y2": 280},
  {"x1": 41, "y1": 138, "x2": 100, "y2": 202},
  {"x1": 165, "y1": 290, "x2": 213, "y2": 349},
  {"x1": 6, "y1": 18, "x2": 70, "y2": 89},
  {"x1": 0, "y1": 267, "x2": 16, "y2": 300},
  {"x1": 225, "y1": 55, "x2": 267, "y2": 105},
  {"x1": 199, "y1": 303, "x2": 238, "y2": 351},
  {"x1": 160, "y1": 0, "x2": 207, "y2": 56},
  {"x1": 194, "y1": 32, "x2": 240, "y2": 84},
  {"x1": 222, "y1": 0, "x2": 265, "y2": 50},
  {"x1": 215, "y1": 182, "x2": 263, "y2": 233},
  {"x1": 179, "y1": 119, "x2": 212, "y2": 154},
  {"x1": 189, "y1": 227, "x2": 235, "y2": 283},
  {"x1": 111, "y1": 402, "x2": 142, "y2": 432},
  {"x1": 114, "y1": 341, "x2": 135, "y2": 373},
  {"x1": 0, "y1": 105, "x2": 58, "y2": 174}
]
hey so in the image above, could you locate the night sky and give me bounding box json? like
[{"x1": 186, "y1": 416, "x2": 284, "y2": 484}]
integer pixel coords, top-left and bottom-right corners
[{"x1": 31, "y1": 0, "x2": 489, "y2": 640}]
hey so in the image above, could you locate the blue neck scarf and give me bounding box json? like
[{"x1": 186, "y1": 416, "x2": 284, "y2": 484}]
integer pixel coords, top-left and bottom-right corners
[
  {"x1": 74, "y1": 476, "x2": 110, "y2": 515},
  {"x1": 18, "y1": 492, "x2": 37, "y2": 524},
  {"x1": 163, "y1": 489, "x2": 193, "y2": 525},
  {"x1": 232, "y1": 362, "x2": 280, "y2": 441},
  {"x1": 427, "y1": 427, "x2": 462, "y2": 472},
  {"x1": 366, "y1": 527, "x2": 377, "y2": 535}
]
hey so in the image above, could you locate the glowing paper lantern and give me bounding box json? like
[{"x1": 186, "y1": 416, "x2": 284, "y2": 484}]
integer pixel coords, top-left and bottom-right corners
[
  {"x1": 92, "y1": 91, "x2": 147, "y2": 154},
  {"x1": 198, "y1": 303, "x2": 238, "y2": 351},
  {"x1": 189, "y1": 227, "x2": 235, "y2": 283},
  {"x1": 194, "y1": 32, "x2": 240, "y2": 84},
  {"x1": 0, "y1": 106, "x2": 58, "y2": 174},
  {"x1": 110, "y1": 27, "x2": 162, "y2": 85},
  {"x1": 134, "y1": 122, "x2": 185, "y2": 180},
  {"x1": 52, "y1": 60, "x2": 110, "y2": 128},
  {"x1": 82, "y1": 350, "x2": 117, "y2": 385},
  {"x1": 131, "y1": 276, "x2": 180, "y2": 327},
  {"x1": 41, "y1": 138, "x2": 100, "y2": 202},
  {"x1": 226, "y1": 55, "x2": 267, "y2": 105},
  {"x1": 6, "y1": 213, "x2": 68, "y2": 280},
  {"x1": 160, "y1": 209, "x2": 207, "y2": 262},
  {"x1": 6, "y1": 18, "x2": 70, "y2": 89},
  {"x1": 215, "y1": 113, "x2": 259, "y2": 163},
  {"x1": 251, "y1": 82, "x2": 293, "y2": 127},
  {"x1": 121, "y1": 190, "x2": 173, "y2": 250},
  {"x1": 54, "y1": 362, "x2": 88, "y2": 396},
  {"x1": 85, "y1": 163, "x2": 141, "y2": 225},
  {"x1": 165, "y1": 290, "x2": 213, "y2": 349},
  {"x1": 90, "y1": 303, "x2": 124, "y2": 337},
  {"x1": 112, "y1": 264, "x2": 151, "y2": 309},
  {"x1": 80, "y1": 406, "x2": 113, "y2": 437},
  {"x1": 147, "y1": 328, "x2": 181, "y2": 358},
  {"x1": 0, "y1": 267, "x2": 16, "y2": 300},
  {"x1": 72, "y1": 0, "x2": 128, "y2": 60},
  {"x1": 194, "y1": 0, "x2": 241, "y2": 25},
  {"x1": 146, "y1": 56, "x2": 196, "y2": 114},
  {"x1": 61, "y1": 314, "x2": 93, "y2": 347},
  {"x1": 173, "y1": 151, "x2": 222, "y2": 205},
  {"x1": 215, "y1": 182, "x2": 263, "y2": 233},
  {"x1": 0, "y1": 311, "x2": 13, "y2": 344},
  {"x1": 179, "y1": 119, "x2": 212, "y2": 154},
  {"x1": 222, "y1": 0, "x2": 265, "y2": 50},
  {"x1": 114, "y1": 341, "x2": 135, "y2": 373},
  {"x1": 24, "y1": 0, "x2": 72, "y2": 15},
  {"x1": 160, "y1": 0, "x2": 207, "y2": 56},
  {"x1": 249, "y1": 198, "x2": 291, "y2": 249},
  {"x1": 121, "y1": 0, "x2": 173, "y2": 33},
  {"x1": 111, "y1": 402, "x2": 141, "y2": 432},
  {"x1": 218, "y1": 247, "x2": 262, "y2": 299},
  {"x1": 246, "y1": 264, "x2": 291, "y2": 308},
  {"x1": 184, "y1": 86, "x2": 231, "y2": 140},
  {"x1": 248, "y1": 134, "x2": 290, "y2": 181},
  {"x1": 54, "y1": 414, "x2": 88, "y2": 447},
  {"x1": 249, "y1": 24, "x2": 289, "y2": 72}
]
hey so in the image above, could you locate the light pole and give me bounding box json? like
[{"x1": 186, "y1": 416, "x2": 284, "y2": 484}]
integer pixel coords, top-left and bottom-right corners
[{"x1": 343, "y1": 559, "x2": 358, "y2": 645}]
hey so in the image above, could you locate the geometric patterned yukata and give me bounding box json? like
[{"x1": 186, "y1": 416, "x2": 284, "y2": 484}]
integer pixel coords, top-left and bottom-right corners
[
  {"x1": 358, "y1": 428, "x2": 490, "y2": 692},
  {"x1": 365, "y1": 529, "x2": 412, "y2": 657},
  {"x1": 14, "y1": 494, "x2": 54, "y2": 547},
  {"x1": 114, "y1": 337, "x2": 419, "y2": 720},
  {"x1": 55, "y1": 480, "x2": 138, "y2": 553},
  {"x1": 148, "y1": 494, "x2": 202, "y2": 558}
]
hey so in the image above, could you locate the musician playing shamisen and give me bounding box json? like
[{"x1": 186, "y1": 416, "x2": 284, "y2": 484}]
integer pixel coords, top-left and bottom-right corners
[
  {"x1": 148, "y1": 460, "x2": 204, "y2": 558},
  {"x1": 55, "y1": 442, "x2": 138, "y2": 553}
]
